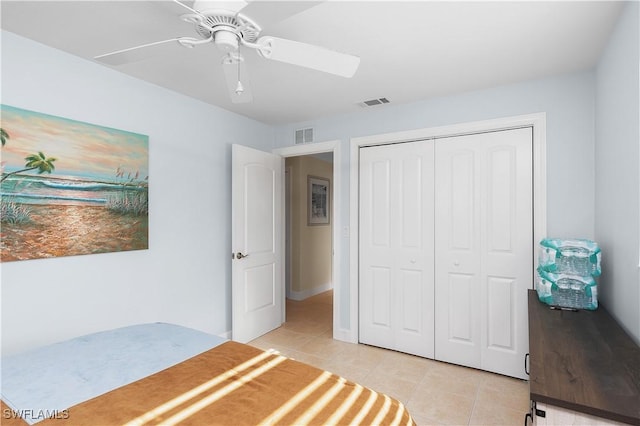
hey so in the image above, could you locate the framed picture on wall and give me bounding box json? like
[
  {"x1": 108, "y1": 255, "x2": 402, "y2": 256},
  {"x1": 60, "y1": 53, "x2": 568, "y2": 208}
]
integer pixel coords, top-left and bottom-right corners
[
  {"x1": 0, "y1": 104, "x2": 149, "y2": 263},
  {"x1": 308, "y1": 175, "x2": 330, "y2": 225}
]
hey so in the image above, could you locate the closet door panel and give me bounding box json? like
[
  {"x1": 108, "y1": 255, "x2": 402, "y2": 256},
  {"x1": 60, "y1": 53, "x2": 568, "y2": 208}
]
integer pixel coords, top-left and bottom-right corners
[
  {"x1": 435, "y1": 144, "x2": 481, "y2": 368},
  {"x1": 450, "y1": 151, "x2": 476, "y2": 251},
  {"x1": 401, "y1": 157, "x2": 423, "y2": 249},
  {"x1": 371, "y1": 267, "x2": 392, "y2": 327},
  {"x1": 481, "y1": 128, "x2": 533, "y2": 379},
  {"x1": 487, "y1": 147, "x2": 515, "y2": 251},
  {"x1": 399, "y1": 268, "x2": 422, "y2": 332},
  {"x1": 486, "y1": 276, "x2": 515, "y2": 349},
  {"x1": 371, "y1": 160, "x2": 391, "y2": 247},
  {"x1": 448, "y1": 273, "x2": 475, "y2": 343},
  {"x1": 435, "y1": 128, "x2": 532, "y2": 379},
  {"x1": 359, "y1": 156, "x2": 394, "y2": 348},
  {"x1": 359, "y1": 141, "x2": 435, "y2": 358}
]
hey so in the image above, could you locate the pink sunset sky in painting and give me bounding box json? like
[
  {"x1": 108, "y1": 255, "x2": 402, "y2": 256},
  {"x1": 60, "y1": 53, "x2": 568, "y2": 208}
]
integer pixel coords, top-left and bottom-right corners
[{"x1": 1, "y1": 105, "x2": 148, "y2": 182}]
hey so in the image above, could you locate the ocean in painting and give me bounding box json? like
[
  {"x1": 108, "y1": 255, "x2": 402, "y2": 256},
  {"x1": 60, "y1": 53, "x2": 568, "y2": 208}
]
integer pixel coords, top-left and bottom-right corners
[{"x1": 1, "y1": 174, "x2": 146, "y2": 206}]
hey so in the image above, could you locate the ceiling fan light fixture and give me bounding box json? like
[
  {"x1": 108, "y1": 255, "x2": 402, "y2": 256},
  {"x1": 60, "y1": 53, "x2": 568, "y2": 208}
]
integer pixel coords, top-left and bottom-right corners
[{"x1": 214, "y1": 30, "x2": 238, "y2": 52}]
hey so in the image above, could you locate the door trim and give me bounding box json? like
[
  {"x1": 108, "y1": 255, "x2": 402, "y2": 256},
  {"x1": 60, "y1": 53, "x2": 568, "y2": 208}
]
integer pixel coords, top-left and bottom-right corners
[
  {"x1": 349, "y1": 113, "x2": 547, "y2": 343},
  {"x1": 285, "y1": 167, "x2": 293, "y2": 299},
  {"x1": 273, "y1": 140, "x2": 345, "y2": 341}
]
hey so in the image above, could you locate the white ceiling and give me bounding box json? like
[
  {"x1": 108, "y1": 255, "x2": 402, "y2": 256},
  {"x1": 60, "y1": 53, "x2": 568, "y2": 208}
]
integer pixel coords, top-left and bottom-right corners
[{"x1": 1, "y1": 1, "x2": 624, "y2": 125}]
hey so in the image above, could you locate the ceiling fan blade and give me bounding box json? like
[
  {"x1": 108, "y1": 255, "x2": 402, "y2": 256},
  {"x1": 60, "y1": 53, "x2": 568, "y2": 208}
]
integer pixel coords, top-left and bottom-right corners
[
  {"x1": 241, "y1": 1, "x2": 322, "y2": 28},
  {"x1": 171, "y1": 0, "x2": 201, "y2": 15},
  {"x1": 257, "y1": 36, "x2": 360, "y2": 78},
  {"x1": 94, "y1": 38, "x2": 185, "y2": 66},
  {"x1": 222, "y1": 56, "x2": 253, "y2": 103}
]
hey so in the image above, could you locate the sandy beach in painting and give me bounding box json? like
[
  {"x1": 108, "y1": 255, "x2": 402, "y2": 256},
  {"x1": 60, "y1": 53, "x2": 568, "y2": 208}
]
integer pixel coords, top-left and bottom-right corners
[{"x1": 0, "y1": 204, "x2": 148, "y2": 262}]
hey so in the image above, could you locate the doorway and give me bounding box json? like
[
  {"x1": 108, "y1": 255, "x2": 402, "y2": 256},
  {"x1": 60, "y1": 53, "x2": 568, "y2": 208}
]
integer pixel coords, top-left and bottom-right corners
[
  {"x1": 273, "y1": 140, "x2": 343, "y2": 340},
  {"x1": 285, "y1": 153, "x2": 334, "y2": 305}
]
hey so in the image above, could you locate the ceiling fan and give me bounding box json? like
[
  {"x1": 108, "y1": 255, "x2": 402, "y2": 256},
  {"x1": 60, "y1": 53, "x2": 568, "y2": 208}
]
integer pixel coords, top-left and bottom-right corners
[{"x1": 94, "y1": 0, "x2": 361, "y2": 103}]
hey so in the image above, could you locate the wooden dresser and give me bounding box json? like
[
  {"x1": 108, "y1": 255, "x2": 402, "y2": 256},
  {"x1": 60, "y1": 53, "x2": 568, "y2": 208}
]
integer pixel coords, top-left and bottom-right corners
[{"x1": 527, "y1": 290, "x2": 640, "y2": 425}]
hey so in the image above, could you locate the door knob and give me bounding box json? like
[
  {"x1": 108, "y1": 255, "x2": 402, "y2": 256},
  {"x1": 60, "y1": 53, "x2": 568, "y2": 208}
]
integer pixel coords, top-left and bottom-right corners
[{"x1": 236, "y1": 252, "x2": 249, "y2": 259}]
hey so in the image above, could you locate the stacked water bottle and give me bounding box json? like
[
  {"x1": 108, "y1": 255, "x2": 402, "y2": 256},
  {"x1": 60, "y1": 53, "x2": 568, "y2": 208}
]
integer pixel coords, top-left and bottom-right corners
[{"x1": 535, "y1": 238, "x2": 601, "y2": 310}]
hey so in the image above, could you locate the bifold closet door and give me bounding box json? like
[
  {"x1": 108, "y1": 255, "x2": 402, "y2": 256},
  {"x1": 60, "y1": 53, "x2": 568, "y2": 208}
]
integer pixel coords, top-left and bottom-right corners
[
  {"x1": 434, "y1": 127, "x2": 533, "y2": 379},
  {"x1": 359, "y1": 140, "x2": 435, "y2": 358}
]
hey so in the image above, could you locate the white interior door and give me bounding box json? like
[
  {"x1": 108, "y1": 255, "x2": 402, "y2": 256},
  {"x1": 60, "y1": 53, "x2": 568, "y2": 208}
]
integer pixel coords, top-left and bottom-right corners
[
  {"x1": 434, "y1": 127, "x2": 533, "y2": 379},
  {"x1": 359, "y1": 140, "x2": 435, "y2": 358},
  {"x1": 232, "y1": 144, "x2": 283, "y2": 343}
]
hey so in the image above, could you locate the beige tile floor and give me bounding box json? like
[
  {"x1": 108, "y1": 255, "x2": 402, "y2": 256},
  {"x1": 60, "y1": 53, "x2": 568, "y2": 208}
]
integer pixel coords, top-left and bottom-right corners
[{"x1": 249, "y1": 290, "x2": 530, "y2": 426}]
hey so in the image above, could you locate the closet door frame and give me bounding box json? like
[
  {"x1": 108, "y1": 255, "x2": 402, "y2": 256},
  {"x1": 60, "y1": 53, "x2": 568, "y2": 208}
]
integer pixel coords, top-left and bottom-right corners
[{"x1": 347, "y1": 113, "x2": 547, "y2": 344}]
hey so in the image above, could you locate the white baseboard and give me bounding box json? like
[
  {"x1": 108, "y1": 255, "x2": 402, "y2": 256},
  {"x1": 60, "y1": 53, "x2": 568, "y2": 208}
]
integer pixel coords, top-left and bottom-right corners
[
  {"x1": 288, "y1": 282, "x2": 333, "y2": 301},
  {"x1": 218, "y1": 330, "x2": 232, "y2": 340}
]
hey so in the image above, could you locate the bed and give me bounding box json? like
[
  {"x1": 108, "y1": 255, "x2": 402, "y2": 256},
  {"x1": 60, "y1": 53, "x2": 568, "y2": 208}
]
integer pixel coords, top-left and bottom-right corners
[{"x1": 1, "y1": 323, "x2": 415, "y2": 425}]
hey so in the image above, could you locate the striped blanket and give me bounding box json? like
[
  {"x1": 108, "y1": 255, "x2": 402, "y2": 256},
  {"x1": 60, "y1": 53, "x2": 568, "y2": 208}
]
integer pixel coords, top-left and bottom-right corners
[{"x1": 10, "y1": 341, "x2": 414, "y2": 426}]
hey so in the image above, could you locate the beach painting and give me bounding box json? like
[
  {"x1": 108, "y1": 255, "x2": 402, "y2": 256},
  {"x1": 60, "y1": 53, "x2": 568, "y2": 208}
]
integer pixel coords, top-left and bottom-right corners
[{"x1": 0, "y1": 105, "x2": 149, "y2": 262}]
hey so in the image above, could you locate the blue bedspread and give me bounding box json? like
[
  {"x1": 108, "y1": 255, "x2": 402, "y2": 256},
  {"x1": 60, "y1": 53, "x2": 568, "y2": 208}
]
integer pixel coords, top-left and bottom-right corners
[{"x1": 1, "y1": 323, "x2": 226, "y2": 424}]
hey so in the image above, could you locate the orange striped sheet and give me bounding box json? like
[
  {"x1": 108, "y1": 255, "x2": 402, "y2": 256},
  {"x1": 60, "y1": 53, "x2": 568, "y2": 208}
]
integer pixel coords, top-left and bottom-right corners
[{"x1": 35, "y1": 341, "x2": 415, "y2": 426}]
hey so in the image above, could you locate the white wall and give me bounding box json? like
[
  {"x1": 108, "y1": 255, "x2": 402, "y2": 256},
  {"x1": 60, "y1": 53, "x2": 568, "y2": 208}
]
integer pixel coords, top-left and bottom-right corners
[
  {"x1": 0, "y1": 31, "x2": 275, "y2": 355},
  {"x1": 595, "y1": 2, "x2": 640, "y2": 343},
  {"x1": 275, "y1": 71, "x2": 596, "y2": 331}
]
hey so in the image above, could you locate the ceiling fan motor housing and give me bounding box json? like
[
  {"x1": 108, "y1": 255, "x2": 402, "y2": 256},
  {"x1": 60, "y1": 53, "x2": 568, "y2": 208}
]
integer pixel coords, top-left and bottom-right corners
[{"x1": 188, "y1": 8, "x2": 260, "y2": 50}]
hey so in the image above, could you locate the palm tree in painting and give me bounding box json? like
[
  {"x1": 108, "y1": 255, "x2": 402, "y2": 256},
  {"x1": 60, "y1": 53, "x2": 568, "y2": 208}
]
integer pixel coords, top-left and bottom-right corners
[
  {"x1": 1, "y1": 128, "x2": 9, "y2": 146},
  {"x1": 0, "y1": 151, "x2": 57, "y2": 183}
]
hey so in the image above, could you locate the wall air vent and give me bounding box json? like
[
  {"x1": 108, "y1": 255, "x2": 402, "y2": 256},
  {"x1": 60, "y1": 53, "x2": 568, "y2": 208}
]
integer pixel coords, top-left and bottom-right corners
[
  {"x1": 359, "y1": 97, "x2": 390, "y2": 108},
  {"x1": 295, "y1": 127, "x2": 314, "y2": 144}
]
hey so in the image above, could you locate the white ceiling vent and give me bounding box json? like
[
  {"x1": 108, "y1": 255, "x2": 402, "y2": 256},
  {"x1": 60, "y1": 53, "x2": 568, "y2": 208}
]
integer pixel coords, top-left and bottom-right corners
[
  {"x1": 359, "y1": 97, "x2": 390, "y2": 108},
  {"x1": 295, "y1": 127, "x2": 314, "y2": 144}
]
